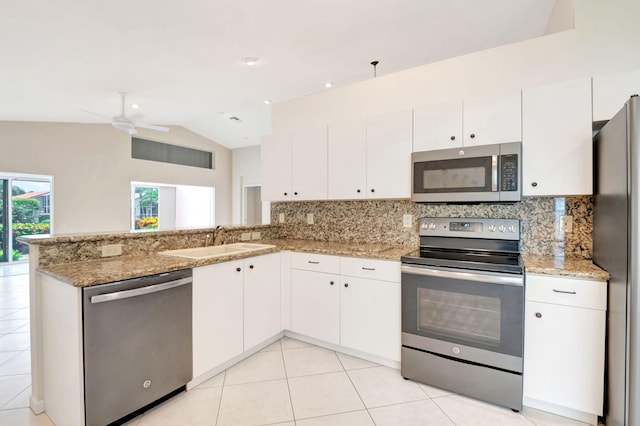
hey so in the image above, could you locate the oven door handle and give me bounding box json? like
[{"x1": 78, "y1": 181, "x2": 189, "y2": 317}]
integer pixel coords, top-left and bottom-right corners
[{"x1": 401, "y1": 265, "x2": 523, "y2": 286}]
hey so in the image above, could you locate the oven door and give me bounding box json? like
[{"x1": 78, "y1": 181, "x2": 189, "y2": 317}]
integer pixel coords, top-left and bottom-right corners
[{"x1": 401, "y1": 264, "x2": 524, "y2": 372}]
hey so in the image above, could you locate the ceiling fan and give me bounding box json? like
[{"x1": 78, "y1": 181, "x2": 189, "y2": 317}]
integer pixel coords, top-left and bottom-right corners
[{"x1": 83, "y1": 92, "x2": 169, "y2": 135}]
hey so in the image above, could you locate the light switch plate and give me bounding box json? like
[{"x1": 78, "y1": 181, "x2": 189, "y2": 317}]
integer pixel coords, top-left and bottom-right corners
[
  {"x1": 251, "y1": 231, "x2": 261, "y2": 240},
  {"x1": 101, "y1": 244, "x2": 122, "y2": 257},
  {"x1": 403, "y1": 214, "x2": 412, "y2": 228},
  {"x1": 278, "y1": 213, "x2": 285, "y2": 223},
  {"x1": 241, "y1": 232, "x2": 251, "y2": 241},
  {"x1": 307, "y1": 213, "x2": 314, "y2": 225}
]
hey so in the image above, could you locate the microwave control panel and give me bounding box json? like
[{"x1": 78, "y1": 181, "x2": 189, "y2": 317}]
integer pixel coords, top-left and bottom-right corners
[{"x1": 500, "y1": 154, "x2": 519, "y2": 192}]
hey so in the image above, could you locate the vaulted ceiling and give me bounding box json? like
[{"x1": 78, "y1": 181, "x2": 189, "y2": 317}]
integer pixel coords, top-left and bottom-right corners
[{"x1": 0, "y1": 0, "x2": 567, "y2": 148}]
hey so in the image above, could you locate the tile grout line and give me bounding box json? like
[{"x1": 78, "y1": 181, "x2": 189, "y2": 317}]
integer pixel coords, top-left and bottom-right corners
[
  {"x1": 337, "y1": 351, "x2": 379, "y2": 425},
  {"x1": 213, "y1": 370, "x2": 227, "y2": 426},
  {"x1": 278, "y1": 341, "x2": 298, "y2": 424}
]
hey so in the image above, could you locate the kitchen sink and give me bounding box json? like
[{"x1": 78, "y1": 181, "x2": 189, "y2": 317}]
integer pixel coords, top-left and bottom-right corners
[{"x1": 159, "y1": 243, "x2": 276, "y2": 259}]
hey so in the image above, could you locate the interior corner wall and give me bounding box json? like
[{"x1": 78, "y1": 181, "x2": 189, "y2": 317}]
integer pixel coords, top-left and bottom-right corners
[
  {"x1": 231, "y1": 145, "x2": 261, "y2": 225},
  {"x1": 0, "y1": 122, "x2": 232, "y2": 234},
  {"x1": 271, "y1": 0, "x2": 640, "y2": 133}
]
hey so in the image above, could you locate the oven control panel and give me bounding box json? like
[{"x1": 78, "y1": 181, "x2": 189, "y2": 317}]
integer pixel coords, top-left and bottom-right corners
[{"x1": 419, "y1": 217, "x2": 520, "y2": 240}]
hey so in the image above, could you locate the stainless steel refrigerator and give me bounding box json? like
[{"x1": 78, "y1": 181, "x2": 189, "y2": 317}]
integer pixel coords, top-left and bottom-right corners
[{"x1": 594, "y1": 94, "x2": 640, "y2": 426}]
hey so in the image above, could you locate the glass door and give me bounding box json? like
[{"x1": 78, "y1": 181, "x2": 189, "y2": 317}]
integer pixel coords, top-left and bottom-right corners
[{"x1": 0, "y1": 175, "x2": 52, "y2": 265}]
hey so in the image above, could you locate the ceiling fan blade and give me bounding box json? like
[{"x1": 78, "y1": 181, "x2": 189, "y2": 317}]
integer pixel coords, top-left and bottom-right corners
[
  {"x1": 79, "y1": 109, "x2": 111, "y2": 120},
  {"x1": 134, "y1": 122, "x2": 170, "y2": 132}
]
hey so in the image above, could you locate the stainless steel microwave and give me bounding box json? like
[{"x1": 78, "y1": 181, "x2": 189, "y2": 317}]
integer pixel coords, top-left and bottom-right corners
[{"x1": 411, "y1": 142, "x2": 522, "y2": 203}]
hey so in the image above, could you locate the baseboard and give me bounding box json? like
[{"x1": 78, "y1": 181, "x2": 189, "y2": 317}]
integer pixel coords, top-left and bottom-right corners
[
  {"x1": 523, "y1": 396, "x2": 599, "y2": 425},
  {"x1": 29, "y1": 395, "x2": 45, "y2": 415}
]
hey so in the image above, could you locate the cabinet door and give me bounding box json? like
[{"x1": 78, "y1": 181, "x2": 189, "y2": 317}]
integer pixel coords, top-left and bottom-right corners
[
  {"x1": 340, "y1": 276, "x2": 401, "y2": 361},
  {"x1": 463, "y1": 91, "x2": 522, "y2": 146},
  {"x1": 522, "y1": 78, "x2": 592, "y2": 196},
  {"x1": 291, "y1": 269, "x2": 340, "y2": 344},
  {"x1": 593, "y1": 68, "x2": 640, "y2": 121},
  {"x1": 366, "y1": 109, "x2": 413, "y2": 199},
  {"x1": 192, "y1": 261, "x2": 244, "y2": 378},
  {"x1": 523, "y1": 300, "x2": 605, "y2": 415},
  {"x1": 244, "y1": 253, "x2": 282, "y2": 350},
  {"x1": 413, "y1": 100, "x2": 463, "y2": 151},
  {"x1": 261, "y1": 134, "x2": 292, "y2": 201},
  {"x1": 328, "y1": 120, "x2": 367, "y2": 199},
  {"x1": 291, "y1": 125, "x2": 328, "y2": 201}
]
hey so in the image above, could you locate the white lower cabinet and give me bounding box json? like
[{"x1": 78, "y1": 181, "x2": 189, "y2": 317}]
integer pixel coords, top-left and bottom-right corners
[
  {"x1": 523, "y1": 274, "x2": 606, "y2": 424},
  {"x1": 291, "y1": 269, "x2": 340, "y2": 344},
  {"x1": 193, "y1": 252, "x2": 281, "y2": 378},
  {"x1": 290, "y1": 252, "x2": 401, "y2": 362}
]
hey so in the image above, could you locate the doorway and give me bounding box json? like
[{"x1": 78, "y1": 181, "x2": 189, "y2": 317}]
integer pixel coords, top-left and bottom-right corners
[
  {"x1": 243, "y1": 185, "x2": 269, "y2": 226},
  {"x1": 0, "y1": 174, "x2": 52, "y2": 267}
]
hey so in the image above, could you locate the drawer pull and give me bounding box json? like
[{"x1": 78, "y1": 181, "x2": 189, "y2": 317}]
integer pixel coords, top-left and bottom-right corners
[
  {"x1": 307, "y1": 261, "x2": 320, "y2": 264},
  {"x1": 552, "y1": 289, "x2": 577, "y2": 295},
  {"x1": 362, "y1": 267, "x2": 376, "y2": 271},
  {"x1": 535, "y1": 312, "x2": 542, "y2": 318}
]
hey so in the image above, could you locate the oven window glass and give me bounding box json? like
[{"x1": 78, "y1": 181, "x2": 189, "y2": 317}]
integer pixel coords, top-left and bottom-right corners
[
  {"x1": 422, "y1": 166, "x2": 486, "y2": 189},
  {"x1": 418, "y1": 288, "x2": 500, "y2": 346}
]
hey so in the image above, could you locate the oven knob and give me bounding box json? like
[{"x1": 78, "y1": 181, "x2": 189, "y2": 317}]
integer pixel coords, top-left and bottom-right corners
[
  {"x1": 488, "y1": 225, "x2": 496, "y2": 232},
  {"x1": 420, "y1": 222, "x2": 429, "y2": 229},
  {"x1": 452, "y1": 346, "x2": 461, "y2": 355},
  {"x1": 429, "y1": 223, "x2": 437, "y2": 230},
  {"x1": 498, "y1": 225, "x2": 507, "y2": 233},
  {"x1": 508, "y1": 225, "x2": 517, "y2": 233}
]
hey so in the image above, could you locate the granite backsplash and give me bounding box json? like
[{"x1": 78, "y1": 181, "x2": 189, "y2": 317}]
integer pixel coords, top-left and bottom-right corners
[{"x1": 271, "y1": 196, "x2": 593, "y2": 259}]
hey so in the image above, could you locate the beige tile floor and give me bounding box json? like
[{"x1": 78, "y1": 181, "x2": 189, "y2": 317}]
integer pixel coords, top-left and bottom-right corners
[{"x1": 0, "y1": 270, "x2": 592, "y2": 425}]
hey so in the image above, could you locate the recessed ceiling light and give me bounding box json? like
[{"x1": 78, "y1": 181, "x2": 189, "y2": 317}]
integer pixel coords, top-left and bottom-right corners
[
  {"x1": 242, "y1": 57, "x2": 259, "y2": 66},
  {"x1": 131, "y1": 104, "x2": 140, "y2": 109},
  {"x1": 264, "y1": 100, "x2": 272, "y2": 105},
  {"x1": 325, "y1": 82, "x2": 333, "y2": 88}
]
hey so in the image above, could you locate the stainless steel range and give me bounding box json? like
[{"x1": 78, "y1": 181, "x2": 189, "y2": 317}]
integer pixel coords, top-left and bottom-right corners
[{"x1": 401, "y1": 217, "x2": 524, "y2": 411}]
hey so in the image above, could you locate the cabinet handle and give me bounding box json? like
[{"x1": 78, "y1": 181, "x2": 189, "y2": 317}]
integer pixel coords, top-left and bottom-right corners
[
  {"x1": 362, "y1": 267, "x2": 375, "y2": 271},
  {"x1": 552, "y1": 289, "x2": 577, "y2": 295},
  {"x1": 294, "y1": 191, "x2": 298, "y2": 195},
  {"x1": 284, "y1": 192, "x2": 288, "y2": 196},
  {"x1": 535, "y1": 312, "x2": 542, "y2": 318},
  {"x1": 370, "y1": 188, "x2": 375, "y2": 193},
  {"x1": 344, "y1": 283, "x2": 349, "y2": 288},
  {"x1": 330, "y1": 281, "x2": 334, "y2": 286},
  {"x1": 307, "y1": 260, "x2": 320, "y2": 264},
  {"x1": 450, "y1": 136, "x2": 456, "y2": 141},
  {"x1": 357, "y1": 189, "x2": 361, "y2": 193},
  {"x1": 531, "y1": 182, "x2": 538, "y2": 187},
  {"x1": 236, "y1": 267, "x2": 241, "y2": 272},
  {"x1": 249, "y1": 264, "x2": 254, "y2": 269},
  {"x1": 470, "y1": 133, "x2": 476, "y2": 139}
]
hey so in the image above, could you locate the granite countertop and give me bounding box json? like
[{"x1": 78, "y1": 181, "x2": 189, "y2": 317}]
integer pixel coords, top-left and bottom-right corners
[
  {"x1": 522, "y1": 254, "x2": 610, "y2": 282},
  {"x1": 38, "y1": 239, "x2": 415, "y2": 287}
]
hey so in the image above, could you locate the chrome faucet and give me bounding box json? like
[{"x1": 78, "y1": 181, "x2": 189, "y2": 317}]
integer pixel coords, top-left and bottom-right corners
[{"x1": 212, "y1": 225, "x2": 225, "y2": 245}]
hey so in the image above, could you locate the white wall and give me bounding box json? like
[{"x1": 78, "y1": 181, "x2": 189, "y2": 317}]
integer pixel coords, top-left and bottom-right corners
[
  {"x1": 175, "y1": 185, "x2": 215, "y2": 228},
  {"x1": 231, "y1": 145, "x2": 262, "y2": 224},
  {"x1": 271, "y1": 0, "x2": 640, "y2": 132},
  {"x1": 0, "y1": 122, "x2": 232, "y2": 234}
]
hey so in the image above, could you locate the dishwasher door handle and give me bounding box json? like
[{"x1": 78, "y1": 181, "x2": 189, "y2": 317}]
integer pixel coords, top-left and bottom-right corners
[{"x1": 90, "y1": 277, "x2": 193, "y2": 304}]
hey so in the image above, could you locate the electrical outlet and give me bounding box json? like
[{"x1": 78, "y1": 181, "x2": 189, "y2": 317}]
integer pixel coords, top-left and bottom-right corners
[
  {"x1": 403, "y1": 214, "x2": 412, "y2": 228},
  {"x1": 101, "y1": 244, "x2": 122, "y2": 257},
  {"x1": 278, "y1": 213, "x2": 285, "y2": 223},
  {"x1": 251, "y1": 231, "x2": 261, "y2": 240},
  {"x1": 307, "y1": 213, "x2": 314, "y2": 225},
  {"x1": 241, "y1": 232, "x2": 251, "y2": 241},
  {"x1": 562, "y1": 215, "x2": 573, "y2": 233}
]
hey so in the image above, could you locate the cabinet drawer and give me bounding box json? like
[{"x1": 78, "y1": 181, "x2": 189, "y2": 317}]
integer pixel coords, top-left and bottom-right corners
[
  {"x1": 340, "y1": 256, "x2": 400, "y2": 282},
  {"x1": 526, "y1": 274, "x2": 607, "y2": 310},
  {"x1": 291, "y1": 252, "x2": 340, "y2": 273}
]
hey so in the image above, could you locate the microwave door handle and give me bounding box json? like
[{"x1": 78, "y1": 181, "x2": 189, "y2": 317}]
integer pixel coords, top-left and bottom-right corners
[{"x1": 492, "y1": 155, "x2": 498, "y2": 192}]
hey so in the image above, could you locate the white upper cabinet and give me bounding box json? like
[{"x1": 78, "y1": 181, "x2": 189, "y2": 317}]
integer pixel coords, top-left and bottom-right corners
[
  {"x1": 291, "y1": 125, "x2": 328, "y2": 201},
  {"x1": 261, "y1": 133, "x2": 291, "y2": 201},
  {"x1": 522, "y1": 77, "x2": 593, "y2": 196},
  {"x1": 593, "y1": 68, "x2": 640, "y2": 121},
  {"x1": 366, "y1": 109, "x2": 413, "y2": 199},
  {"x1": 328, "y1": 119, "x2": 367, "y2": 199},
  {"x1": 413, "y1": 91, "x2": 521, "y2": 152},
  {"x1": 463, "y1": 91, "x2": 522, "y2": 146},
  {"x1": 413, "y1": 99, "x2": 463, "y2": 151}
]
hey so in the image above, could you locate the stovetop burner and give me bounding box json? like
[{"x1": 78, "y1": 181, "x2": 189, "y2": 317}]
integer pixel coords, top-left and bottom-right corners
[{"x1": 402, "y1": 217, "x2": 524, "y2": 275}]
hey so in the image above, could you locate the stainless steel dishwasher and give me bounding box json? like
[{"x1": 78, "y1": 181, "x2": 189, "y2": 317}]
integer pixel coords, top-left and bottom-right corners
[{"x1": 82, "y1": 269, "x2": 193, "y2": 426}]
